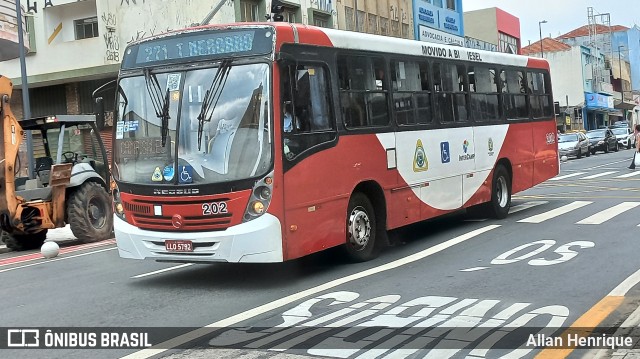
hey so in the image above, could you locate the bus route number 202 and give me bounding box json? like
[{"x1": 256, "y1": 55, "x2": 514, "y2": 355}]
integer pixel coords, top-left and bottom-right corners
[{"x1": 202, "y1": 202, "x2": 228, "y2": 215}]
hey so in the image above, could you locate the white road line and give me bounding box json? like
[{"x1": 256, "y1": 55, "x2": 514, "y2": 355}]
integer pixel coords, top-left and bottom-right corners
[
  {"x1": 459, "y1": 266, "x2": 489, "y2": 272},
  {"x1": 549, "y1": 172, "x2": 586, "y2": 181},
  {"x1": 615, "y1": 171, "x2": 640, "y2": 178},
  {"x1": 581, "y1": 171, "x2": 618, "y2": 179},
  {"x1": 610, "y1": 266, "x2": 640, "y2": 296},
  {"x1": 518, "y1": 201, "x2": 592, "y2": 224},
  {"x1": 131, "y1": 264, "x2": 194, "y2": 279},
  {"x1": 585, "y1": 159, "x2": 629, "y2": 170},
  {"x1": 509, "y1": 201, "x2": 549, "y2": 214},
  {"x1": 120, "y1": 224, "x2": 501, "y2": 359},
  {"x1": 0, "y1": 248, "x2": 117, "y2": 274},
  {"x1": 576, "y1": 202, "x2": 640, "y2": 225}
]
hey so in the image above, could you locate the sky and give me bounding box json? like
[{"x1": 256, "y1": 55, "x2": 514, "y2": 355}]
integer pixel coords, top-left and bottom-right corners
[{"x1": 463, "y1": 0, "x2": 640, "y2": 46}]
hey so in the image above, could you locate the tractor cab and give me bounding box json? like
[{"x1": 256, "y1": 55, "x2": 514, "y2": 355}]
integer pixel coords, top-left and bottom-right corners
[{"x1": 15, "y1": 115, "x2": 109, "y2": 202}]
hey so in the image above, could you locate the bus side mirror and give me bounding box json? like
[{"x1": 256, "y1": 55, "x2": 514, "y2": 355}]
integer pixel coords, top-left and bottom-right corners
[{"x1": 94, "y1": 97, "x2": 105, "y2": 130}]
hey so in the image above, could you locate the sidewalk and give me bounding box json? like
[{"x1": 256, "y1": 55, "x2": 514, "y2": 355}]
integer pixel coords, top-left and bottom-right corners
[{"x1": 0, "y1": 225, "x2": 77, "y2": 253}]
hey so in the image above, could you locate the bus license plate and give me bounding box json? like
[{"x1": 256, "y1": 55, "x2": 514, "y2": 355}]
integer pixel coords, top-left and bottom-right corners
[{"x1": 165, "y1": 240, "x2": 193, "y2": 252}]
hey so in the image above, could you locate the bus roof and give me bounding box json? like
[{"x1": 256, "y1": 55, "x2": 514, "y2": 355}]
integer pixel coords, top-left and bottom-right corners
[{"x1": 129, "y1": 22, "x2": 548, "y2": 70}]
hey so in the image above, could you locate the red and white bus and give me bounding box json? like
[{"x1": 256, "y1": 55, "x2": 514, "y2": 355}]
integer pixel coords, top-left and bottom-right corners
[{"x1": 111, "y1": 23, "x2": 559, "y2": 263}]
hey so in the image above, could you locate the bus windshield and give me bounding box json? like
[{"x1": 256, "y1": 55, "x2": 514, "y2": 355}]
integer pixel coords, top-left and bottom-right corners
[{"x1": 113, "y1": 62, "x2": 272, "y2": 185}]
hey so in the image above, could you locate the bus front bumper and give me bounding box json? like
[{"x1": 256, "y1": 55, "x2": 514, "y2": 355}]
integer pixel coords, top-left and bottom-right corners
[{"x1": 114, "y1": 214, "x2": 284, "y2": 263}]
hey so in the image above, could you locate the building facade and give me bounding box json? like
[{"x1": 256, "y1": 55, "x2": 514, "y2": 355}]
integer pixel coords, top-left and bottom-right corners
[
  {"x1": 557, "y1": 24, "x2": 639, "y2": 126},
  {"x1": 0, "y1": 0, "x2": 29, "y2": 61},
  {"x1": 523, "y1": 38, "x2": 615, "y2": 131},
  {"x1": 463, "y1": 7, "x2": 520, "y2": 54},
  {"x1": 2, "y1": 0, "x2": 335, "y2": 122},
  {"x1": 335, "y1": 0, "x2": 414, "y2": 39},
  {"x1": 412, "y1": 0, "x2": 463, "y2": 45}
]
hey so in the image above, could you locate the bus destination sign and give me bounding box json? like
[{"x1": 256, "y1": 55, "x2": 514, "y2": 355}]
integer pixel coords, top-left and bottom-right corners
[
  {"x1": 116, "y1": 137, "x2": 169, "y2": 160},
  {"x1": 122, "y1": 28, "x2": 273, "y2": 69}
]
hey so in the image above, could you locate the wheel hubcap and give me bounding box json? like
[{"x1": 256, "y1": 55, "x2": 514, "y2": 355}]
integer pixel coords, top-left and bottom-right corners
[
  {"x1": 88, "y1": 197, "x2": 106, "y2": 229},
  {"x1": 497, "y1": 177, "x2": 508, "y2": 208},
  {"x1": 348, "y1": 206, "x2": 371, "y2": 250}
]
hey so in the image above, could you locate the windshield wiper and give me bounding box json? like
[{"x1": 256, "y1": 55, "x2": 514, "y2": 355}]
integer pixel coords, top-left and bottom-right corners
[
  {"x1": 196, "y1": 59, "x2": 233, "y2": 151},
  {"x1": 144, "y1": 69, "x2": 171, "y2": 147}
]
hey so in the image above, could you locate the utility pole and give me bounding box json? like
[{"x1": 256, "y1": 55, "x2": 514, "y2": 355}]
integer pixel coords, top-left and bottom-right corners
[
  {"x1": 538, "y1": 20, "x2": 547, "y2": 58},
  {"x1": 15, "y1": 0, "x2": 34, "y2": 178},
  {"x1": 199, "y1": 0, "x2": 227, "y2": 25}
]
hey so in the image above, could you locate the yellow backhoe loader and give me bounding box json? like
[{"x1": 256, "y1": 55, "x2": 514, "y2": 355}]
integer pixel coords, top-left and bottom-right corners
[{"x1": 0, "y1": 75, "x2": 113, "y2": 250}]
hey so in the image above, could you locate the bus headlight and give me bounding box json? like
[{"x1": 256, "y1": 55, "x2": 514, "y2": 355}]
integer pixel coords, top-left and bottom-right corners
[
  {"x1": 112, "y1": 186, "x2": 126, "y2": 220},
  {"x1": 243, "y1": 172, "x2": 274, "y2": 222},
  {"x1": 251, "y1": 201, "x2": 265, "y2": 214}
]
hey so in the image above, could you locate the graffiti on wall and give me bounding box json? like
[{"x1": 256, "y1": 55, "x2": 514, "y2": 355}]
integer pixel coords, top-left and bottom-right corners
[
  {"x1": 102, "y1": 12, "x2": 120, "y2": 62},
  {"x1": 121, "y1": 0, "x2": 145, "y2": 5}
]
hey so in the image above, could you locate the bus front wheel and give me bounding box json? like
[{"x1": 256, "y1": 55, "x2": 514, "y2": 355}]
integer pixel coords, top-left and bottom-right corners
[
  {"x1": 488, "y1": 165, "x2": 511, "y2": 219},
  {"x1": 342, "y1": 193, "x2": 379, "y2": 262}
]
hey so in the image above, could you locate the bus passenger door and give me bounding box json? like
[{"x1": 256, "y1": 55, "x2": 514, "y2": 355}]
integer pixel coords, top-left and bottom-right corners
[{"x1": 280, "y1": 61, "x2": 340, "y2": 260}]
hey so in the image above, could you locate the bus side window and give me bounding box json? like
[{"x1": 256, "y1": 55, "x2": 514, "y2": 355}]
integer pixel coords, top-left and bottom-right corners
[{"x1": 283, "y1": 64, "x2": 336, "y2": 161}]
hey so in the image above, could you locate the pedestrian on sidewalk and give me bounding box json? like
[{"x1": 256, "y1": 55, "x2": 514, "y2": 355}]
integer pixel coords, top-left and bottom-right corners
[{"x1": 628, "y1": 124, "x2": 640, "y2": 169}]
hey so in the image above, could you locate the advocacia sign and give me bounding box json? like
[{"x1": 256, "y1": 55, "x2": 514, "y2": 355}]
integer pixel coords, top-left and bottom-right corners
[{"x1": 418, "y1": 25, "x2": 464, "y2": 47}]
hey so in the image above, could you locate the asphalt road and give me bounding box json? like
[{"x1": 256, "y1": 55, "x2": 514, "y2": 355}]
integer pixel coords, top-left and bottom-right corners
[{"x1": 2, "y1": 147, "x2": 640, "y2": 359}]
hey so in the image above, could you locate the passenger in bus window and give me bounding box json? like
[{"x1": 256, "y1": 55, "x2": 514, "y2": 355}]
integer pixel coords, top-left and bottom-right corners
[{"x1": 284, "y1": 103, "x2": 293, "y2": 132}]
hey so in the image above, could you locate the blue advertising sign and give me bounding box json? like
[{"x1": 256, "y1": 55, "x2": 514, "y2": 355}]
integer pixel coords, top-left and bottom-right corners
[
  {"x1": 585, "y1": 92, "x2": 613, "y2": 109},
  {"x1": 413, "y1": 0, "x2": 464, "y2": 42}
]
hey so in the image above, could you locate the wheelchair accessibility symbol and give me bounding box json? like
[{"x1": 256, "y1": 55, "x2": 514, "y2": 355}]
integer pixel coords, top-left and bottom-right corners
[
  {"x1": 440, "y1": 141, "x2": 450, "y2": 163},
  {"x1": 179, "y1": 165, "x2": 193, "y2": 184}
]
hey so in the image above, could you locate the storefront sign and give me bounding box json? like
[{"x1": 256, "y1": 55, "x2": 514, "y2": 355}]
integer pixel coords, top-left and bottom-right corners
[
  {"x1": 418, "y1": 25, "x2": 464, "y2": 47},
  {"x1": 585, "y1": 92, "x2": 613, "y2": 109},
  {"x1": 465, "y1": 36, "x2": 498, "y2": 52}
]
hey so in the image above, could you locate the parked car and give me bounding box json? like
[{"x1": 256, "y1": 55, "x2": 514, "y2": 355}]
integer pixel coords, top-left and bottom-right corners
[
  {"x1": 558, "y1": 132, "x2": 590, "y2": 159},
  {"x1": 586, "y1": 129, "x2": 619, "y2": 154},
  {"x1": 611, "y1": 127, "x2": 636, "y2": 149}
]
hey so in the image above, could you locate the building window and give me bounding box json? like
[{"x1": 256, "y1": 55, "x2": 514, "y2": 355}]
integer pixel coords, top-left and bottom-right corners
[
  {"x1": 379, "y1": 17, "x2": 389, "y2": 36},
  {"x1": 433, "y1": 0, "x2": 443, "y2": 7},
  {"x1": 368, "y1": 14, "x2": 378, "y2": 34},
  {"x1": 499, "y1": 32, "x2": 519, "y2": 54},
  {"x1": 391, "y1": 20, "x2": 400, "y2": 37},
  {"x1": 284, "y1": 9, "x2": 296, "y2": 23},
  {"x1": 240, "y1": 0, "x2": 259, "y2": 22},
  {"x1": 345, "y1": 6, "x2": 355, "y2": 31},
  {"x1": 356, "y1": 10, "x2": 366, "y2": 32},
  {"x1": 74, "y1": 17, "x2": 99, "y2": 40},
  {"x1": 402, "y1": 23, "x2": 410, "y2": 39},
  {"x1": 314, "y1": 16, "x2": 329, "y2": 28},
  {"x1": 446, "y1": 0, "x2": 456, "y2": 10}
]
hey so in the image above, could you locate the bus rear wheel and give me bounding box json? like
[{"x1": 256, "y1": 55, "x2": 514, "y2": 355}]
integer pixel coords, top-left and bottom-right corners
[
  {"x1": 488, "y1": 165, "x2": 511, "y2": 219},
  {"x1": 342, "y1": 193, "x2": 379, "y2": 262}
]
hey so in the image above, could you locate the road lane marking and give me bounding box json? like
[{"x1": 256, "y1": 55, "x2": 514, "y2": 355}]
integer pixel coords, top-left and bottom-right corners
[
  {"x1": 581, "y1": 171, "x2": 618, "y2": 179},
  {"x1": 536, "y1": 264, "x2": 640, "y2": 358},
  {"x1": 534, "y1": 296, "x2": 624, "y2": 359},
  {"x1": 585, "y1": 159, "x2": 629, "y2": 170},
  {"x1": 576, "y1": 202, "x2": 640, "y2": 225},
  {"x1": 615, "y1": 171, "x2": 640, "y2": 178},
  {"x1": 120, "y1": 224, "x2": 501, "y2": 359},
  {"x1": 459, "y1": 266, "x2": 489, "y2": 272},
  {"x1": 549, "y1": 172, "x2": 586, "y2": 181},
  {"x1": 0, "y1": 239, "x2": 116, "y2": 267},
  {"x1": 518, "y1": 201, "x2": 592, "y2": 223},
  {"x1": 509, "y1": 201, "x2": 549, "y2": 214},
  {"x1": 0, "y1": 248, "x2": 117, "y2": 274},
  {"x1": 132, "y1": 264, "x2": 194, "y2": 278}
]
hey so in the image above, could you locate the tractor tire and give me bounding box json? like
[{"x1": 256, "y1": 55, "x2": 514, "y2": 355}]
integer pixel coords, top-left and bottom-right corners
[
  {"x1": 5, "y1": 230, "x2": 47, "y2": 251},
  {"x1": 67, "y1": 182, "x2": 113, "y2": 243}
]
